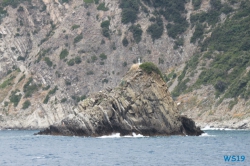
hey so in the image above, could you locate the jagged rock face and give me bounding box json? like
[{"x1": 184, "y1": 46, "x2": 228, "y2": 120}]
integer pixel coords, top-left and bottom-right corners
[{"x1": 38, "y1": 64, "x2": 203, "y2": 136}]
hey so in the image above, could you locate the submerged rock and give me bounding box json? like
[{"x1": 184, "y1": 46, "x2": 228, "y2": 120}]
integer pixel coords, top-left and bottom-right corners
[{"x1": 37, "y1": 63, "x2": 203, "y2": 136}]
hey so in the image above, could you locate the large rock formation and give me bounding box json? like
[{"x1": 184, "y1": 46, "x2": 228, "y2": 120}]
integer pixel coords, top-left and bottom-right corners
[{"x1": 37, "y1": 63, "x2": 203, "y2": 136}]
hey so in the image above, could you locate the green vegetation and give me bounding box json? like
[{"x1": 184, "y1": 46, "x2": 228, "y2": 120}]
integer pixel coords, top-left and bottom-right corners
[
  {"x1": 1, "y1": 0, "x2": 31, "y2": 8},
  {"x1": 101, "y1": 20, "x2": 110, "y2": 28},
  {"x1": 190, "y1": 0, "x2": 234, "y2": 28},
  {"x1": 84, "y1": 0, "x2": 93, "y2": 3},
  {"x1": 62, "y1": 0, "x2": 70, "y2": 3},
  {"x1": 119, "y1": 0, "x2": 139, "y2": 24},
  {"x1": 65, "y1": 56, "x2": 81, "y2": 65},
  {"x1": 0, "y1": 7, "x2": 7, "y2": 23},
  {"x1": 75, "y1": 56, "x2": 82, "y2": 64},
  {"x1": 228, "y1": 99, "x2": 238, "y2": 110},
  {"x1": 91, "y1": 55, "x2": 97, "y2": 62},
  {"x1": 158, "y1": 58, "x2": 164, "y2": 64},
  {"x1": 174, "y1": 37, "x2": 184, "y2": 49},
  {"x1": 71, "y1": 24, "x2": 80, "y2": 30},
  {"x1": 173, "y1": 1, "x2": 250, "y2": 101},
  {"x1": 17, "y1": 6, "x2": 24, "y2": 12},
  {"x1": 102, "y1": 78, "x2": 108, "y2": 84},
  {"x1": 101, "y1": 20, "x2": 110, "y2": 38},
  {"x1": 23, "y1": 77, "x2": 38, "y2": 98},
  {"x1": 59, "y1": 49, "x2": 69, "y2": 60},
  {"x1": 102, "y1": 28, "x2": 110, "y2": 38},
  {"x1": 71, "y1": 95, "x2": 86, "y2": 103},
  {"x1": 166, "y1": 21, "x2": 188, "y2": 39},
  {"x1": 42, "y1": 85, "x2": 50, "y2": 90},
  {"x1": 67, "y1": 59, "x2": 75, "y2": 66},
  {"x1": 139, "y1": 62, "x2": 163, "y2": 79},
  {"x1": 119, "y1": 0, "x2": 188, "y2": 38},
  {"x1": 129, "y1": 24, "x2": 142, "y2": 43},
  {"x1": 43, "y1": 86, "x2": 58, "y2": 104},
  {"x1": 122, "y1": 37, "x2": 129, "y2": 47},
  {"x1": 49, "y1": 86, "x2": 58, "y2": 95},
  {"x1": 147, "y1": 0, "x2": 189, "y2": 38},
  {"x1": 65, "y1": 80, "x2": 71, "y2": 86},
  {"x1": 0, "y1": 7, "x2": 7, "y2": 15},
  {"x1": 112, "y1": 42, "x2": 116, "y2": 50},
  {"x1": 202, "y1": 6, "x2": 250, "y2": 52},
  {"x1": 97, "y1": 2, "x2": 109, "y2": 11},
  {"x1": 190, "y1": 23, "x2": 204, "y2": 43},
  {"x1": 172, "y1": 78, "x2": 190, "y2": 98},
  {"x1": 9, "y1": 89, "x2": 22, "y2": 107},
  {"x1": 123, "y1": 62, "x2": 127, "y2": 67},
  {"x1": 0, "y1": 75, "x2": 15, "y2": 89},
  {"x1": 99, "y1": 53, "x2": 107, "y2": 60},
  {"x1": 18, "y1": 75, "x2": 25, "y2": 83},
  {"x1": 193, "y1": 0, "x2": 202, "y2": 10},
  {"x1": 61, "y1": 98, "x2": 67, "y2": 103},
  {"x1": 87, "y1": 71, "x2": 94, "y2": 75},
  {"x1": 74, "y1": 34, "x2": 83, "y2": 43},
  {"x1": 4, "y1": 101, "x2": 9, "y2": 107},
  {"x1": 147, "y1": 17, "x2": 164, "y2": 41},
  {"x1": 22, "y1": 100, "x2": 31, "y2": 109},
  {"x1": 119, "y1": 0, "x2": 189, "y2": 39},
  {"x1": 165, "y1": 71, "x2": 177, "y2": 83},
  {"x1": 43, "y1": 95, "x2": 50, "y2": 104},
  {"x1": 36, "y1": 49, "x2": 50, "y2": 63},
  {"x1": 44, "y1": 57, "x2": 53, "y2": 67},
  {"x1": 39, "y1": 22, "x2": 56, "y2": 46},
  {"x1": 80, "y1": 95, "x2": 86, "y2": 100},
  {"x1": 17, "y1": 56, "x2": 25, "y2": 61}
]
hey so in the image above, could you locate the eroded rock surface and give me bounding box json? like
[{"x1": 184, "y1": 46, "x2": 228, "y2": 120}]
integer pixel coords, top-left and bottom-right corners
[{"x1": 37, "y1": 64, "x2": 203, "y2": 136}]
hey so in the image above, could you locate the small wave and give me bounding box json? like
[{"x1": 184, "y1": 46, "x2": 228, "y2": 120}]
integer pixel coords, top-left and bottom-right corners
[
  {"x1": 124, "y1": 133, "x2": 146, "y2": 138},
  {"x1": 199, "y1": 133, "x2": 215, "y2": 137},
  {"x1": 98, "y1": 132, "x2": 147, "y2": 138},
  {"x1": 202, "y1": 125, "x2": 236, "y2": 131},
  {"x1": 98, "y1": 133, "x2": 121, "y2": 138},
  {"x1": 33, "y1": 156, "x2": 46, "y2": 159}
]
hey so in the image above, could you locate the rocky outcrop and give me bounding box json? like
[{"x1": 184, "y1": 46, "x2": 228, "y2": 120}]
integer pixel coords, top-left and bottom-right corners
[{"x1": 37, "y1": 63, "x2": 203, "y2": 136}]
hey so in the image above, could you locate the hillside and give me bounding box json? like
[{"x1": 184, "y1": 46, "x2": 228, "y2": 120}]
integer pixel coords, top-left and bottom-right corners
[
  {"x1": 0, "y1": 0, "x2": 249, "y2": 129},
  {"x1": 170, "y1": 0, "x2": 250, "y2": 129}
]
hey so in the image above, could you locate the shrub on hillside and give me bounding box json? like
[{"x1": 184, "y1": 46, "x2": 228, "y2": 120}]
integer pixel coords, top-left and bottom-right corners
[
  {"x1": 60, "y1": 49, "x2": 69, "y2": 60},
  {"x1": 129, "y1": 24, "x2": 143, "y2": 43},
  {"x1": 22, "y1": 100, "x2": 31, "y2": 109},
  {"x1": 122, "y1": 37, "x2": 129, "y2": 47},
  {"x1": 139, "y1": 62, "x2": 163, "y2": 79}
]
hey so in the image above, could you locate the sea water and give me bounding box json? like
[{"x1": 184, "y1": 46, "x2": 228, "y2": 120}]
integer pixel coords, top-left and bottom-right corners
[{"x1": 0, "y1": 129, "x2": 249, "y2": 166}]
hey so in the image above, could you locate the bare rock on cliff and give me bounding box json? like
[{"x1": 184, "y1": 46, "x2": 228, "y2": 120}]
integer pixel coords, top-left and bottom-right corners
[{"x1": 37, "y1": 63, "x2": 203, "y2": 136}]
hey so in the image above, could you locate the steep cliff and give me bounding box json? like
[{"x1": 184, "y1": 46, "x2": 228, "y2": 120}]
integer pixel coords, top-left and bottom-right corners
[{"x1": 37, "y1": 63, "x2": 202, "y2": 136}]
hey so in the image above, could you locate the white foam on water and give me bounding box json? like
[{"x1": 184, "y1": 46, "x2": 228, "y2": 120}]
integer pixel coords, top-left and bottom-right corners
[
  {"x1": 34, "y1": 156, "x2": 46, "y2": 159},
  {"x1": 199, "y1": 133, "x2": 215, "y2": 137},
  {"x1": 98, "y1": 133, "x2": 121, "y2": 138},
  {"x1": 124, "y1": 133, "x2": 146, "y2": 138},
  {"x1": 202, "y1": 125, "x2": 235, "y2": 131},
  {"x1": 98, "y1": 132, "x2": 147, "y2": 138}
]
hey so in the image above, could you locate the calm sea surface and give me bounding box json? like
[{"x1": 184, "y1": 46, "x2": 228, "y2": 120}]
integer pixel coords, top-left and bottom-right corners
[{"x1": 0, "y1": 129, "x2": 249, "y2": 166}]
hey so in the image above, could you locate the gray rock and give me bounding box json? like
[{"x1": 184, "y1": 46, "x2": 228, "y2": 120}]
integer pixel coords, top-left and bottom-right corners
[{"x1": 37, "y1": 64, "x2": 203, "y2": 136}]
